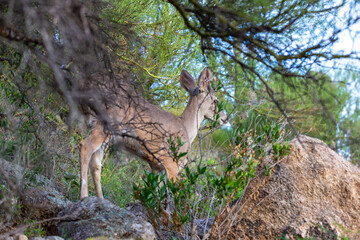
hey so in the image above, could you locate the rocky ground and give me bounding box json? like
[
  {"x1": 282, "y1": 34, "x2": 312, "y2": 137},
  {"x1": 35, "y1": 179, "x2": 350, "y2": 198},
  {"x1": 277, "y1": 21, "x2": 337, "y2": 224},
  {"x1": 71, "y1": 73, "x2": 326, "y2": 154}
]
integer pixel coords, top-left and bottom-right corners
[{"x1": 1, "y1": 135, "x2": 360, "y2": 240}]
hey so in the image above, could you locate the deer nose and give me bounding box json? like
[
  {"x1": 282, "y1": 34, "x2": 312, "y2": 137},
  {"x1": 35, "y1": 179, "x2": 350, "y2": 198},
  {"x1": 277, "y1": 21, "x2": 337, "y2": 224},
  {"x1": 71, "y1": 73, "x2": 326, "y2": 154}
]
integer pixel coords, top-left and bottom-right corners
[{"x1": 218, "y1": 111, "x2": 228, "y2": 125}]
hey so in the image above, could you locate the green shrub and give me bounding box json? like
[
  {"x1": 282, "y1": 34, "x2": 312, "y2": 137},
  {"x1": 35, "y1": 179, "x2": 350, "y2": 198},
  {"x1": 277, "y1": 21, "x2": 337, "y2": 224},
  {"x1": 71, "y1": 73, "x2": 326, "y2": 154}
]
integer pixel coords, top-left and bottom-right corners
[
  {"x1": 95, "y1": 153, "x2": 147, "y2": 207},
  {"x1": 133, "y1": 120, "x2": 291, "y2": 238},
  {"x1": 24, "y1": 219, "x2": 46, "y2": 238}
]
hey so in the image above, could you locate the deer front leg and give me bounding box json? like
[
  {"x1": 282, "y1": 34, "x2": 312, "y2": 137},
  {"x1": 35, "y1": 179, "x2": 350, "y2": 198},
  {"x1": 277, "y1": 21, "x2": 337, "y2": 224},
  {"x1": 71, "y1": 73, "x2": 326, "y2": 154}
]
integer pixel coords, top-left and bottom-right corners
[
  {"x1": 90, "y1": 148, "x2": 104, "y2": 198},
  {"x1": 79, "y1": 139, "x2": 91, "y2": 199}
]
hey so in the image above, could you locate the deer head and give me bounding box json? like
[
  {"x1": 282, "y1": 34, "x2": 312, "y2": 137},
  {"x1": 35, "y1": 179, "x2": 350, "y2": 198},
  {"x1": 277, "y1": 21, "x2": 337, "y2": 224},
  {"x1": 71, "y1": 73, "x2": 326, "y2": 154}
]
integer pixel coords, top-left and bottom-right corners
[{"x1": 179, "y1": 67, "x2": 227, "y2": 142}]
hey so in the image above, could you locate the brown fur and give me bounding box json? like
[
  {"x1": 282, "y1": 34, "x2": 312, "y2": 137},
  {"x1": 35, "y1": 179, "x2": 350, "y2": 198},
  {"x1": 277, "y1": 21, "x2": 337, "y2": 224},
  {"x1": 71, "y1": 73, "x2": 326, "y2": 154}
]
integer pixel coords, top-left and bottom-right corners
[{"x1": 79, "y1": 68, "x2": 227, "y2": 198}]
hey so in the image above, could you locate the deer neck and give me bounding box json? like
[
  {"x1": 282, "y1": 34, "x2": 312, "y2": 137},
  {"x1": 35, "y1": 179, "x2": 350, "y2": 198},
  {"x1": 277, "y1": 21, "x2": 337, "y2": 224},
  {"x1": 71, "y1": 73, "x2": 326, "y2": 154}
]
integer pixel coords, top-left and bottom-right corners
[{"x1": 180, "y1": 95, "x2": 204, "y2": 144}]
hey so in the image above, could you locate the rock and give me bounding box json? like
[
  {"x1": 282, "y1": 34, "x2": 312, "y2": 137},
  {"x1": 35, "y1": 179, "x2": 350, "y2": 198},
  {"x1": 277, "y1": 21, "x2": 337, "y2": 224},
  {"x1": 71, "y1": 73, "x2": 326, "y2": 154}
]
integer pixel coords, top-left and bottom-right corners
[
  {"x1": 208, "y1": 135, "x2": 360, "y2": 239},
  {"x1": 13, "y1": 234, "x2": 28, "y2": 240},
  {"x1": 3, "y1": 237, "x2": 14, "y2": 240},
  {"x1": 0, "y1": 159, "x2": 72, "y2": 236},
  {"x1": 2, "y1": 234, "x2": 64, "y2": 240},
  {"x1": 2, "y1": 234, "x2": 28, "y2": 240},
  {"x1": 57, "y1": 197, "x2": 155, "y2": 240},
  {"x1": 0, "y1": 159, "x2": 71, "y2": 220},
  {"x1": 20, "y1": 188, "x2": 72, "y2": 220},
  {"x1": 126, "y1": 202, "x2": 149, "y2": 222}
]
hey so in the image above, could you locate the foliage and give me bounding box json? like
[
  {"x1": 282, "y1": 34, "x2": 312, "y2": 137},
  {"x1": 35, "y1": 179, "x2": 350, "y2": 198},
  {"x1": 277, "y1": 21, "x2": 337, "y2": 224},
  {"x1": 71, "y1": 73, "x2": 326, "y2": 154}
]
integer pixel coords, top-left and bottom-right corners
[
  {"x1": 167, "y1": 0, "x2": 360, "y2": 163},
  {"x1": 0, "y1": 184, "x2": 21, "y2": 224},
  {"x1": 134, "y1": 119, "x2": 291, "y2": 238},
  {"x1": 168, "y1": 136, "x2": 187, "y2": 163},
  {"x1": 97, "y1": 153, "x2": 147, "y2": 207},
  {"x1": 167, "y1": 0, "x2": 360, "y2": 78},
  {"x1": 24, "y1": 220, "x2": 46, "y2": 238},
  {"x1": 256, "y1": 71, "x2": 351, "y2": 143},
  {"x1": 0, "y1": 70, "x2": 79, "y2": 174},
  {"x1": 62, "y1": 172, "x2": 80, "y2": 202},
  {"x1": 105, "y1": 0, "x2": 204, "y2": 109},
  {"x1": 0, "y1": 0, "x2": 359, "y2": 237}
]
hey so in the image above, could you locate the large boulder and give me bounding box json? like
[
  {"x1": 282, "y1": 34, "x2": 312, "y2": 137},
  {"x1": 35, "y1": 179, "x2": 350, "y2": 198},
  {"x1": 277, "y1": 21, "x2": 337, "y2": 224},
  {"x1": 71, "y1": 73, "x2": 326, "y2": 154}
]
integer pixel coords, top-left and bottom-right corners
[
  {"x1": 208, "y1": 135, "x2": 360, "y2": 239},
  {"x1": 57, "y1": 197, "x2": 155, "y2": 240}
]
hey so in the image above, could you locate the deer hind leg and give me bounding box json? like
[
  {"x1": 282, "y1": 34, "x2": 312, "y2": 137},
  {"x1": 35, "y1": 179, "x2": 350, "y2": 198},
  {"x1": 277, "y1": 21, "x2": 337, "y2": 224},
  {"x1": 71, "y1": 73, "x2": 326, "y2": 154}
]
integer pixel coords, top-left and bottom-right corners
[
  {"x1": 79, "y1": 124, "x2": 108, "y2": 199},
  {"x1": 90, "y1": 148, "x2": 104, "y2": 198}
]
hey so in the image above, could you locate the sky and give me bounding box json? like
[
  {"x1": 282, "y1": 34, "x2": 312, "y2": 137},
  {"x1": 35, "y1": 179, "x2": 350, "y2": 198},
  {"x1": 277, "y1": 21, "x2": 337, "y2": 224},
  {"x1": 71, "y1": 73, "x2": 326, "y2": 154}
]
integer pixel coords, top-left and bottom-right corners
[{"x1": 330, "y1": 1, "x2": 360, "y2": 100}]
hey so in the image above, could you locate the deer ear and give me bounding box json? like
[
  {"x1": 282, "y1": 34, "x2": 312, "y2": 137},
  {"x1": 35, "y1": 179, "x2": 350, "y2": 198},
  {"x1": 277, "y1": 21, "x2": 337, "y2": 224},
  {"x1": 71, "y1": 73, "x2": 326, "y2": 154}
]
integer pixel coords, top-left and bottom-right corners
[
  {"x1": 198, "y1": 67, "x2": 213, "y2": 91},
  {"x1": 180, "y1": 70, "x2": 197, "y2": 93}
]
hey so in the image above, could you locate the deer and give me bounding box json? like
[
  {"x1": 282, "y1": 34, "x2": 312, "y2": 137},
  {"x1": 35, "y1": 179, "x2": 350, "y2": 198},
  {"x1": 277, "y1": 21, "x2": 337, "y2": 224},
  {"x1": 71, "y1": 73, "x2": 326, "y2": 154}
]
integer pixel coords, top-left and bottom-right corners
[{"x1": 78, "y1": 67, "x2": 227, "y2": 199}]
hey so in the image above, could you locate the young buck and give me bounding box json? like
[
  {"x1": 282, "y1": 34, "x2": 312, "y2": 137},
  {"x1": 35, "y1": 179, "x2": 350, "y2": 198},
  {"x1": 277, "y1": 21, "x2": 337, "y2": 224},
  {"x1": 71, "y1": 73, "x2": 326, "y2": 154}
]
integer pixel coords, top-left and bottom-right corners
[{"x1": 79, "y1": 67, "x2": 227, "y2": 199}]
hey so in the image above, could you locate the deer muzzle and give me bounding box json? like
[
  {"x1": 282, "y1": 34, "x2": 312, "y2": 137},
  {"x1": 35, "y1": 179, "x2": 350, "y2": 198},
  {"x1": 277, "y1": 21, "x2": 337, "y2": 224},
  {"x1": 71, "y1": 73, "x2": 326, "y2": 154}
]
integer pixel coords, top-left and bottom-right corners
[{"x1": 218, "y1": 111, "x2": 228, "y2": 125}]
